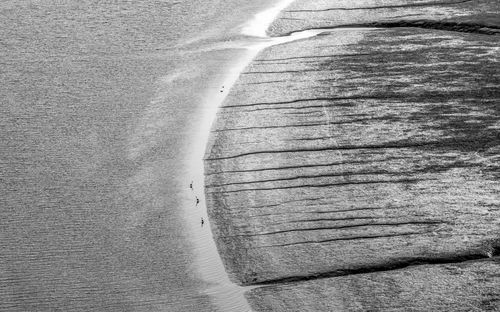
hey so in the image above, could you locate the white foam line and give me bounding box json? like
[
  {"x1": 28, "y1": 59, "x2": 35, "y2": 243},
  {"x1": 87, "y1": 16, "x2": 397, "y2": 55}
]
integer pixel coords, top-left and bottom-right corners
[{"x1": 241, "y1": 0, "x2": 296, "y2": 37}]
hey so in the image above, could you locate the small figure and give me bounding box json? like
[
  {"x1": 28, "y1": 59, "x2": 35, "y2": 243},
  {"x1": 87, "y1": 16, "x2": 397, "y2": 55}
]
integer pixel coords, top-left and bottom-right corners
[
  {"x1": 201, "y1": 217, "x2": 204, "y2": 226},
  {"x1": 189, "y1": 181, "x2": 193, "y2": 190},
  {"x1": 196, "y1": 197, "x2": 200, "y2": 206}
]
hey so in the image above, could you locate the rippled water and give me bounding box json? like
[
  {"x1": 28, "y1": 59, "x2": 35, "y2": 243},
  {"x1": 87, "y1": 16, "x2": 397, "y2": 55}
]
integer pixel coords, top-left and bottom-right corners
[{"x1": 0, "y1": 1, "x2": 285, "y2": 311}]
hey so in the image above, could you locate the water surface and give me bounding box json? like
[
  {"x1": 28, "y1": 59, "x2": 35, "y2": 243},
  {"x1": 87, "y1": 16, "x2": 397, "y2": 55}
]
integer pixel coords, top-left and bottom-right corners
[{"x1": 0, "y1": 1, "x2": 286, "y2": 310}]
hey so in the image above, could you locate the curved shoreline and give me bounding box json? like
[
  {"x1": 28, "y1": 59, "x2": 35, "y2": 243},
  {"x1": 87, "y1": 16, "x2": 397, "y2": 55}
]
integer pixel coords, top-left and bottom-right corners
[
  {"x1": 184, "y1": 1, "x2": 326, "y2": 311},
  {"x1": 186, "y1": 48, "x2": 259, "y2": 312}
]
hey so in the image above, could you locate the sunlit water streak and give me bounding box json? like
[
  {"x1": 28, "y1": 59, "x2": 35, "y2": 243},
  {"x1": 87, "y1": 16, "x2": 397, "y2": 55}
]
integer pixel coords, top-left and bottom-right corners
[{"x1": 241, "y1": 0, "x2": 297, "y2": 37}]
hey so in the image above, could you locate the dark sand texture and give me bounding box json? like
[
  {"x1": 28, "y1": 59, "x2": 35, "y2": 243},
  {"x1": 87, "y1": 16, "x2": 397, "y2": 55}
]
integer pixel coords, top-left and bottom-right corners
[{"x1": 205, "y1": 0, "x2": 500, "y2": 310}]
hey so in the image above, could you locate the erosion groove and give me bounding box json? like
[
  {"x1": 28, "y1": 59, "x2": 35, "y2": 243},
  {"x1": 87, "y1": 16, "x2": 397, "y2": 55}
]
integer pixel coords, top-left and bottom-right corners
[
  {"x1": 223, "y1": 95, "x2": 406, "y2": 109},
  {"x1": 279, "y1": 20, "x2": 500, "y2": 37},
  {"x1": 254, "y1": 53, "x2": 371, "y2": 62},
  {"x1": 245, "y1": 80, "x2": 288, "y2": 85},
  {"x1": 251, "y1": 255, "x2": 495, "y2": 286},
  {"x1": 247, "y1": 221, "x2": 445, "y2": 237},
  {"x1": 206, "y1": 169, "x2": 422, "y2": 188},
  {"x1": 204, "y1": 159, "x2": 374, "y2": 175},
  {"x1": 205, "y1": 141, "x2": 439, "y2": 161},
  {"x1": 211, "y1": 121, "x2": 329, "y2": 132},
  {"x1": 205, "y1": 0, "x2": 500, "y2": 310},
  {"x1": 242, "y1": 69, "x2": 329, "y2": 75},
  {"x1": 207, "y1": 178, "x2": 425, "y2": 194},
  {"x1": 285, "y1": 1, "x2": 474, "y2": 13},
  {"x1": 246, "y1": 206, "x2": 400, "y2": 216},
  {"x1": 361, "y1": 20, "x2": 500, "y2": 35},
  {"x1": 285, "y1": 216, "x2": 394, "y2": 223},
  {"x1": 259, "y1": 232, "x2": 432, "y2": 248}
]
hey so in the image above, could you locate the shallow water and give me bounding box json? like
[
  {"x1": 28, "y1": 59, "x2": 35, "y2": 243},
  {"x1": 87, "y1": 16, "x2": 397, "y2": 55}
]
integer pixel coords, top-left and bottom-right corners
[{"x1": 0, "y1": 1, "x2": 288, "y2": 311}]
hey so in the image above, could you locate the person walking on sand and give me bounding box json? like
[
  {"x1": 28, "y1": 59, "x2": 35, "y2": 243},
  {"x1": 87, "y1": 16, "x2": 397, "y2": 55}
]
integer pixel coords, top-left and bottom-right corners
[
  {"x1": 201, "y1": 217, "x2": 204, "y2": 226},
  {"x1": 196, "y1": 196, "x2": 200, "y2": 206},
  {"x1": 189, "y1": 181, "x2": 193, "y2": 190}
]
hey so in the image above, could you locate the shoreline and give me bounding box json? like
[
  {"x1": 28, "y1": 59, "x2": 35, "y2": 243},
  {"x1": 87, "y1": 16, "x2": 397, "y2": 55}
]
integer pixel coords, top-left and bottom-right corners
[
  {"x1": 185, "y1": 47, "x2": 259, "y2": 312},
  {"x1": 183, "y1": 0, "x2": 312, "y2": 311}
]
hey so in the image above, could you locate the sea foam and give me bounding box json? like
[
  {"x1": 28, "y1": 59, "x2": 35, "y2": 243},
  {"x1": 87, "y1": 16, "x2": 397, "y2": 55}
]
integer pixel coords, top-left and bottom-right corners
[{"x1": 241, "y1": 0, "x2": 296, "y2": 37}]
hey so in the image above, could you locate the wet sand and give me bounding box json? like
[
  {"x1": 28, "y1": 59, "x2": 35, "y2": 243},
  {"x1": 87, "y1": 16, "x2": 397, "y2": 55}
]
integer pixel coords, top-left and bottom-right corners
[{"x1": 204, "y1": 0, "x2": 500, "y2": 310}]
